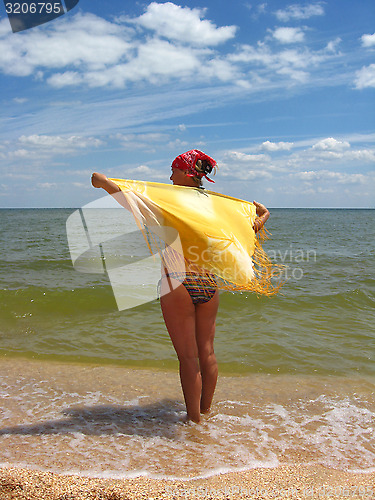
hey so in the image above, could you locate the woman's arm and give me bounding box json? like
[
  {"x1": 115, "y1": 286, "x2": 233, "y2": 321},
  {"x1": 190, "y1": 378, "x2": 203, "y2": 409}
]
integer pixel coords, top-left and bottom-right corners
[
  {"x1": 91, "y1": 172, "x2": 121, "y2": 194},
  {"x1": 91, "y1": 172, "x2": 132, "y2": 212},
  {"x1": 252, "y1": 201, "x2": 270, "y2": 233}
]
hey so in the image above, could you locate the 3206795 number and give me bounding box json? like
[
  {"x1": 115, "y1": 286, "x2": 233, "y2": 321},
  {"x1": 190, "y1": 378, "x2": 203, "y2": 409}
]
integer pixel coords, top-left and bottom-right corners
[
  {"x1": 5, "y1": 3, "x2": 62, "y2": 15},
  {"x1": 4, "y1": 0, "x2": 79, "y2": 32}
]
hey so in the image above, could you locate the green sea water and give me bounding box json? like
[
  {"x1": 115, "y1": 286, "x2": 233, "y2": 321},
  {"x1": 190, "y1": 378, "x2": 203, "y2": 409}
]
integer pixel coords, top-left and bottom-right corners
[
  {"x1": 0, "y1": 208, "x2": 374, "y2": 375},
  {"x1": 0, "y1": 208, "x2": 374, "y2": 477}
]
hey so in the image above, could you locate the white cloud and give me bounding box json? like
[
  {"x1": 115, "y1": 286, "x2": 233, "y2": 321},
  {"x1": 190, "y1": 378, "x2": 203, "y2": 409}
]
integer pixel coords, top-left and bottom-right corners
[
  {"x1": 277, "y1": 66, "x2": 308, "y2": 82},
  {"x1": 118, "y1": 132, "x2": 168, "y2": 143},
  {"x1": 13, "y1": 97, "x2": 28, "y2": 104},
  {"x1": 230, "y1": 40, "x2": 338, "y2": 86},
  {"x1": 325, "y1": 38, "x2": 341, "y2": 53},
  {"x1": 0, "y1": 2, "x2": 343, "y2": 92},
  {"x1": 224, "y1": 151, "x2": 271, "y2": 163},
  {"x1": 220, "y1": 133, "x2": 375, "y2": 166},
  {"x1": 218, "y1": 151, "x2": 274, "y2": 180},
  {"x1": 9, "y1": 149, "x2": 29, "y2": 159},
  {"x1": 219, "y1": 136, "x2": 375, "y2": 194},
  {"x1": 37, "y1": 182, "x2": 57, "y2": 189},
  {"x1": 0, "y1": 14, "x2": 132, "y2": 77},
  {"x1": 246, "y1": 3, "x2": 268, "y2": 19},
  {"x1": 347, "y1": 149, "x2": 375, "y2": 162},
  {"x1": 4, "y1": 134, "x2": 103, "y2": 163},
  {"x1": 3, "y1": 172, "x2": 35, "y2": 180},
  {"x1": 294, "y1": 170, "x2": 367, "y2": 185},
  {"x1": 240, "y1": 169, "x2": 272, "y2": 180},
  {"x1": 272, "y1": 27, "x2": 305, "y2": 44},
  {"x1": 312, "y1": 138, "x2": 350, "y2": 151},
  {"x1": 271, "y1": 136, "x2": 375, "y2": 168},
  {"x1": 116, "y1": 132, "x2": 169, "y2": 150},
  {"x1": 47, "y1": 71, "x2": 83, "y2": 88},
  {"x1": 275, "y1": 3, "x2": 325, "y2": 22},
  {"x1": 261, "y1": 141, "x2": 293, "y2": 151},
  {"x1": 361, "y1": 33, "x2": 375, "y2": 48},
  {"x1": 309, "y1": 147, "x2": 375, "y2": 164},
  {"x1": 134, "y1": 2, "x2": 236, "y2": 46},
  {"x1": 132, "y1": 165, "x2": 153, "y2": 174},
  {"x1": 0, "y1": 7, "x2": 240, "y2": 89},
  {"x1": 0, "y1": 3, "x2": 348, "y2": 93},
  {"x1": 18, "y1": 134, "x2": 103, "y2": 151},
  {"x1": 204, "y1": 58, "x2": 239, "y2": 82},
  {"x1": 355, "y1": 64, "x2": 375, "y2": 89},
  {"x1": 114, "y1": 38, "x2": 207, "y2": 84},
  {"x1": 167, "y1": 138, "x2": 189, "y2": 149}
]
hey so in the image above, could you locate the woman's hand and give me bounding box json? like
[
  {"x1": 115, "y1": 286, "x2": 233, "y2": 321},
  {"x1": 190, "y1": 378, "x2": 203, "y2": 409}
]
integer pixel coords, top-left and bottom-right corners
[
  {"x1": 91, "y1": 172, "x2": 107, "y2": 188},
  {"x1": 253, "y1": 201, "x2": 270, "y2": 233},
  {"x1": 91, "y1": 173, "x2": 121, "y2": 194},
  {"x1": 253, "y1": 201, "x2": 269, "y2": 217}
]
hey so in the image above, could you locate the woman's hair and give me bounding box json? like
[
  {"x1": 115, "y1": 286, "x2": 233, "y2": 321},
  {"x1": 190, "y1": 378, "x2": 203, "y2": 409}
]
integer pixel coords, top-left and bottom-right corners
[
  {"x1": 192, "y1": 159, "x2": 217, "y2": 185},
  {"x1": 172, "y1": 150, "x2": 217, "y2": 184}
]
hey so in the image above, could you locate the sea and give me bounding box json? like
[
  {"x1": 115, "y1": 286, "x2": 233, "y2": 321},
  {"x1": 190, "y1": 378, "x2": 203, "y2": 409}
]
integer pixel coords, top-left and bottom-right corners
[{"x1": 0, "y1": 208, "x2": 374, "y2": 479}]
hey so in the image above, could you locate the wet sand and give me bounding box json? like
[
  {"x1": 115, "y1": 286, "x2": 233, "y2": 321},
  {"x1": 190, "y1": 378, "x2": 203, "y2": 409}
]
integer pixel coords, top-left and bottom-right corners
[
  {"x1": 1, "y1": 358, "x2": 375, "y2": 498},
  {"x1": 1, "y1": 465, "x2": 374, "y2": 499}
]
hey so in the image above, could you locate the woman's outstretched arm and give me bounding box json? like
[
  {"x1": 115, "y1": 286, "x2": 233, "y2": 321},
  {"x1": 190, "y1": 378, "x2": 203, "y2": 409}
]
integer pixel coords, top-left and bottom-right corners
[
  {"x1": 91, "y1": 172, "x2": 121, "y2": 194},
  {"x1": 252, "y1": 201, "x2": 270, "y2": 233},
  {"x1": 91, "y1": 172, "x2": 133, "y2": 211}
]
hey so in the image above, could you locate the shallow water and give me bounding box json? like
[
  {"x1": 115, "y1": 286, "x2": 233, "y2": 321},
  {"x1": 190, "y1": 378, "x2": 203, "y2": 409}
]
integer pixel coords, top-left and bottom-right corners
[
  {"x1": 0, "y1": 208, "x2": 374, "y2": 478},
  {"x1": 1, "y1": 359, "x2": 374, "y2": 478}
]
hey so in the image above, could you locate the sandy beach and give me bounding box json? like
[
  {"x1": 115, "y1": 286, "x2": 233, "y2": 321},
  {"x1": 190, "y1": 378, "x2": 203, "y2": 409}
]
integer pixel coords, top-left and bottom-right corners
[
  {"x1": 1, "y1": 465, "x2": 374, "y2": 499},
  {"x1": 1, "y1": 357, "x2": 375, "y2": 500}
]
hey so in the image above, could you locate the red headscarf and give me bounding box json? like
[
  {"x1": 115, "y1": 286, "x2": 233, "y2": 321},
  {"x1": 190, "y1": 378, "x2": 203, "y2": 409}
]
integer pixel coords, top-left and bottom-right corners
[{"x1": 171, "y1": 149, "x2": 216, "y2": 183}]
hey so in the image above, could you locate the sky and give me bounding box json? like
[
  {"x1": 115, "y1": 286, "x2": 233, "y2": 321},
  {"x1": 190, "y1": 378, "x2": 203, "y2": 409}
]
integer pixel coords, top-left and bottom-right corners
[{"x1": 0, "y1": 0, "x2": 374, "y2": 208}]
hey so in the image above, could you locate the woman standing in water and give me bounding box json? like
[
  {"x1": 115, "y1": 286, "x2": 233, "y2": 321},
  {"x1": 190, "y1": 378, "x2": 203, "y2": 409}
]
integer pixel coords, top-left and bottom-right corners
[{"x1": 91, "y1": 150, "x2": 270, "y2": 423}]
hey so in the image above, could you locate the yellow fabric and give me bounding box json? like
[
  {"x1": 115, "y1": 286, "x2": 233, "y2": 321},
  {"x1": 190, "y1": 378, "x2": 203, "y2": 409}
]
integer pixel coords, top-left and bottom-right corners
[{"x1": 110, "y1": 178, "x2": 281, "y2": 296}]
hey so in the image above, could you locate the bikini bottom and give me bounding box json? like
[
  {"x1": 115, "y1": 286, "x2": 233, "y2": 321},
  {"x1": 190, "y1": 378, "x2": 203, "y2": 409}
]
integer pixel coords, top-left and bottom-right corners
[{"x1": 163, "y1": 271, "x2": 217, "y2": 305}]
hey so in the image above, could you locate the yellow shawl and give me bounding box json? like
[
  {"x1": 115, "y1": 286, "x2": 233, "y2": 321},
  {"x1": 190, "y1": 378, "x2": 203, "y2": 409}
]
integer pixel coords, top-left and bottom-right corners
[{"x1": 110, "y1": 178, "x2": 281, "y2": 296}]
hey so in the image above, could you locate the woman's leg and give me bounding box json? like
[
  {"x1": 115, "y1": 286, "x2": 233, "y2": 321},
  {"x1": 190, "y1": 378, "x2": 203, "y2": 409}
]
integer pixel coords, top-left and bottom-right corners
[
  {"x1": 160, "y1": 279, "x2": 202, "y2": 422},
  {"x1": 195, "y1": 290, "x2": 219, "y2": 414}
]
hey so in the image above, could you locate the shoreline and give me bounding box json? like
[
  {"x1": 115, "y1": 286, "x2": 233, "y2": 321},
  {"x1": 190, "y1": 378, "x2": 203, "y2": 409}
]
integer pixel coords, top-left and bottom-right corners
[
  {"x1": 1, "y1": 357, "x2": 375, "y2": 480},
  {"x1": 1, "y1": 465, "x2": 374, "y2": 499}
]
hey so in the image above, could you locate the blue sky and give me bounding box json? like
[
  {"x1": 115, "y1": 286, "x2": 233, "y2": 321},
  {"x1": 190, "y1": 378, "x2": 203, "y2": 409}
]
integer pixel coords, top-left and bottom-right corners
[{"x1": 0, "y1": 0, "x2": 374, "y2": 208}]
